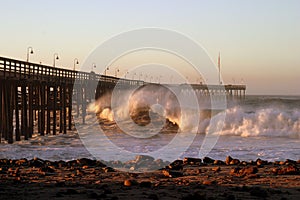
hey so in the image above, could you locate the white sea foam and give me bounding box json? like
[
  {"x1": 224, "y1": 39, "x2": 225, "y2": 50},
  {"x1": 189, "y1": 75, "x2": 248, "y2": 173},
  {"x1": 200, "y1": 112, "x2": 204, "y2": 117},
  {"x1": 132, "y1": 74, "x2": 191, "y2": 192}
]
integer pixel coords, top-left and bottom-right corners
[{"x1": 211, "y1": 106, "x2": 300, "y2": 138}]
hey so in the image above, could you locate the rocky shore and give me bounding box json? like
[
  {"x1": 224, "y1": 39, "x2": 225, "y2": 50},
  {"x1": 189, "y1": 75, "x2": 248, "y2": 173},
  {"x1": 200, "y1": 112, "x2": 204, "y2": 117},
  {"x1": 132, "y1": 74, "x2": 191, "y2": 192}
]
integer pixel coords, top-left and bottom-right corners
[{"x1": 0, "y1": 156, "x2": 300, "y2": 200}]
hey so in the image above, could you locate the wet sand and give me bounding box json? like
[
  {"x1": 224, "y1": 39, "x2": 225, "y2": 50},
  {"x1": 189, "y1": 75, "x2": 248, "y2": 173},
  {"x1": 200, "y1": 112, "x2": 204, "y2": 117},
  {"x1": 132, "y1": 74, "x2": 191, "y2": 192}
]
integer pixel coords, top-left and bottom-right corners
[{"x1": 0, "y1": 156, "x2": 299, "y2": 200}]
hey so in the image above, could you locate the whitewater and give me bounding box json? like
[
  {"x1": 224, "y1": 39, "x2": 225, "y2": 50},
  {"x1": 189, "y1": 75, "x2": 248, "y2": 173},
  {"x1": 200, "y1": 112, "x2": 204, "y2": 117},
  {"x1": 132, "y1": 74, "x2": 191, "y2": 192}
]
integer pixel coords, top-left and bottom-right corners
[{"x1": 0, "y1": 95, "x2": 299, "y2": 162}]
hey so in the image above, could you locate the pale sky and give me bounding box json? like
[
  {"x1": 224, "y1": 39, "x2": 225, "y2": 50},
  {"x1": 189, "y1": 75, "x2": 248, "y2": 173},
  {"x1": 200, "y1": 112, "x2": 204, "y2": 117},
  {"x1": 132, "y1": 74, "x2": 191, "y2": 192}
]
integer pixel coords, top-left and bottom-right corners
[{"x1": 0, "y1": 0, "x2": 299, "y2": 95}]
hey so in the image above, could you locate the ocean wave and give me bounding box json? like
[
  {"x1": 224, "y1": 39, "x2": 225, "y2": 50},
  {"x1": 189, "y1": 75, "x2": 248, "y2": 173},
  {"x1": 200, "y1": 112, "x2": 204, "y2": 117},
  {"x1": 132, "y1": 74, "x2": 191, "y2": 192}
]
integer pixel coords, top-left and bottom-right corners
[{"x1": 212, "y1": 106, "x2": 300, "y2": 138}]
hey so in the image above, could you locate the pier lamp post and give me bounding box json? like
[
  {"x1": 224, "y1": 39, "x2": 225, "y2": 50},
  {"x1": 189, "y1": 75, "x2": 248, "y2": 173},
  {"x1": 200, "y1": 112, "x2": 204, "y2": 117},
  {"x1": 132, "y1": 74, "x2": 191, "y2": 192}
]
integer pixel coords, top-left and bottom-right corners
[
  {"x1": 104, "y1": 67, "x2": 109, "y2": 76},
  {"x1": 150, "y1": 76, "x2": 153, "y2": 83},
  {"x1": 114, "y1": 68, "x2": 120, "y2": 77},
  {"x1": 91, "y1": 63, "x2": 96, "y2": 72},
  {"x1": 26, "y1": 47, "x2": 34, "y2": 62},
  {"x1": 53, "y1": 53, "x2": 59, "y2": 67},
  {"x1": 241, "y1": 78, "x2": 244, "y2": 85},
  {"x1": 73, "y1": 58, "x2": 79, "y2": 71},
  {"x1": 124, "y1": 71, "x2": 129, "y2": 78},
  {"x1": 139, "y1": 73, "x2": 143, "y2": 81}
]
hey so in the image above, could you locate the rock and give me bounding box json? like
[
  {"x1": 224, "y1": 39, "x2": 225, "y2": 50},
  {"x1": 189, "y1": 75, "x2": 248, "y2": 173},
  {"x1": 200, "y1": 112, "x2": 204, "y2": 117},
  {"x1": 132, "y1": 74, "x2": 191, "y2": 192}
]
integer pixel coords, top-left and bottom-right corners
[
  {"x1": 38, "y1": 166, "x2": 55, "y2": 173},
  {"x1": 240, "y1": 166, "x2": 258, "y2": 176},
  {"x1": 202, "y1": 180, "x2": 215, "y2": 185},
  {"x1": 229, "y1": 159, "x2": 240, "y2": 165},
  {"x1": 273, "y1": 161, "x2": 280, "y2": 165},
  {"x1": 225, "y1": 156, "x2": 233, "y2": 165},
  {"x1": 230, "y1": 167, "x2": 241, "y2": 175},
  {"x1": 277, "y1": 165, "x2": 299, "y2": 175},
  {"x1": 183, "y1": 157, "x2": 202, "y2": 165},
  {"x1": 271, "y1": 167, "x2": 279, "y2": 174},
  {"x1": 103, "y1": 167, "x2": 115, "y2": 173},
  {"x1": 203, "y1": 157, "x2": 214, "y2": 164},
  {"x1": 15, "y1": 159, "x2": 28, "y2": 166},
  {"x1": 239, "y1": 161, "x2": 248, "y2": 166},
  {"x1": 162, "y1": 169, "x2": 183, "y2": 178},
  {"x1": 124, "y1": 179, "x2": 132, "y2": 186},
  {"x1": 212, "y1": 166, "x2": 221, "y2": 172},
  {"x1": 279, "y1": 161, "x2": 285, "y2": 165},
  {"x1": 282, "y1": 165, "x2": 299, "y2": 175},
  {"x1": 76, "y1": 158, "x2": 96, "y2": 166},
  {"x1": 214, "y1": 160, "x2": 225, "y2": 165},
  {"x1": 256, "y1": 158, "x2": 268, "y2": 166},
  {"x1": 167, "y1": 160, "x2": 183, "y2": 170},
  {"x1": 284, "y1": 159, "x2": 297, "y2": 165},
  {"x1": 109, "y1": 160, "x2": 123, "y2": 168},
  {"x1": 57, "y1": 161, "x2": 66, "y2": 168},
  {"x1": 124, "y1": 179, "x2": 138, "y2": 187},
  {"x1": 230, "y1": 166, "x2": 258, "y2": 177},
  {"x1": 95, "y1": 160, "x2": 107, "y2": 167},
  {"x1": 29, "y1": 157, "x2": 45, "y2": 167},
  {"x1": 135, "y1": 155, "x2": 155, "y2": 163}
]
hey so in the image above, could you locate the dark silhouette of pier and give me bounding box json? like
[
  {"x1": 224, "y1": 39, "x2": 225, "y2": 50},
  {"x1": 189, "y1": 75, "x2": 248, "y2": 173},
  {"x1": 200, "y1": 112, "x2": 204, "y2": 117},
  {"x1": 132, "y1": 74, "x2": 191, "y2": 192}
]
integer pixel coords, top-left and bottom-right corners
[{"x1": 0, "y1": 56, "x2": 246, "y2": 143}]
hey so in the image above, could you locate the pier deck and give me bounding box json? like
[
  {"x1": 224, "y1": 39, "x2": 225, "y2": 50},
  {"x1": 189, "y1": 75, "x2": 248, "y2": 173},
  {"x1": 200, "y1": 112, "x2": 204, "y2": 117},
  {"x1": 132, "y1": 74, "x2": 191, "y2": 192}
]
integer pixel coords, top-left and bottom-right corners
[{"x1": 0, "y1": 56, "x2": 245, "y2": 143}]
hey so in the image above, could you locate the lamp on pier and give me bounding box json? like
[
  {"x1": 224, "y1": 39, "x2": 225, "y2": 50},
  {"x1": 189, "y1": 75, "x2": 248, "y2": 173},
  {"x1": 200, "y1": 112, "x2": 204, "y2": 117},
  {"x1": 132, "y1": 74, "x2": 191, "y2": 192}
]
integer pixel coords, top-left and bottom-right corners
[
  {"x1": 91, "y1": 63, "x2": 96, "y2": 72},
  {"x1": 26, "y1": 47, "x2": 34, "y2": 62},
  {"x1": 53, "y1": 53, "x2": 59, "y2": 67},
  {"x1": 104, "y1": 66, "x2": 109, "y2": 76},
  {"x1": 114, "y1": 68, "x2": 120, "y2": 77},
  {"x1": 124, "y1": 70, "x2": 129, "y2": 78},
  {"x1": 73, "y1": 58, "x2": 79, "y2": 71}
]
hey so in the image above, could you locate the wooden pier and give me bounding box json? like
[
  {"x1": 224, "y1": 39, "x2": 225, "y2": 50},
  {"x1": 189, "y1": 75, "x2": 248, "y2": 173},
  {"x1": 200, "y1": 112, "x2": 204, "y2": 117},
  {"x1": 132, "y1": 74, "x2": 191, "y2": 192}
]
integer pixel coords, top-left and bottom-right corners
[{"x1": 0, "y1": 56, "x2": 245, "y2": 143}]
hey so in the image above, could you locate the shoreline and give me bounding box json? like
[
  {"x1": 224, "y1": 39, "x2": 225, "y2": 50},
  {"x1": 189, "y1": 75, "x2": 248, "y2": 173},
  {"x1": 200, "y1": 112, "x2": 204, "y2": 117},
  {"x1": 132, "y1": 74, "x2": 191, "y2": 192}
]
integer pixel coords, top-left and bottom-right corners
[{"x1": 1, "y1": 156, "x2": 299, "y2": 199}]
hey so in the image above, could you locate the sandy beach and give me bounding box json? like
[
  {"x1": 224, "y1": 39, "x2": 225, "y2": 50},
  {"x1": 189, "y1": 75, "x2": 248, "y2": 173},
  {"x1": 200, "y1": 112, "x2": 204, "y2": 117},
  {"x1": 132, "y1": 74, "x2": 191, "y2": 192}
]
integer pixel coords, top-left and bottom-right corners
[{"x1": 1, "y1": 156, "x2": 299, "y2": 200}]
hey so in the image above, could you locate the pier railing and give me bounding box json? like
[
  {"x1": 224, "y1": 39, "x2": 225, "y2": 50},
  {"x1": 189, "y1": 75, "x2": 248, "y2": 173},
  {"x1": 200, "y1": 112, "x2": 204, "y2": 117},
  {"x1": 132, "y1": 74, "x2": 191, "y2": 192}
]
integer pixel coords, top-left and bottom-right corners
[{"x1": 0, "y1": 55, "x2": 246, "y2": 144}]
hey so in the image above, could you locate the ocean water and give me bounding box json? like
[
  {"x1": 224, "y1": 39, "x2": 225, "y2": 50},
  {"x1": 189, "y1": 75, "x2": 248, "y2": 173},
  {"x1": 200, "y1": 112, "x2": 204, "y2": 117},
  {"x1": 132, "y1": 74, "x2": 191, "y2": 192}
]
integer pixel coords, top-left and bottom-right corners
[{"x1": 0, "y1": 95, "x2": 299, "y2": 163}]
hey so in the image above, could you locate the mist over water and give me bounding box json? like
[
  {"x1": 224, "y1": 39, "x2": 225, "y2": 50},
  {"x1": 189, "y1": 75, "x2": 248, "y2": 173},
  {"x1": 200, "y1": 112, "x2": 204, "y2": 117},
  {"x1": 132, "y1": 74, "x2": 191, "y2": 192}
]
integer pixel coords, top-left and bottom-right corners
[{"x1": 92, "y1": 87, "x2": 300, "y2": 139}]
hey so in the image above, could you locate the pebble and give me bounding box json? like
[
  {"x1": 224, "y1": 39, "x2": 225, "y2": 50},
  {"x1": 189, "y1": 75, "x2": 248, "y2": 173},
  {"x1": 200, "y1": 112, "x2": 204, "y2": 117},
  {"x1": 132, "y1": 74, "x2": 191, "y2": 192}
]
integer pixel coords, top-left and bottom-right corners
[
  {"x1": 124, "y1": 179, "x2": 132, "y2": 186},
  {"x1": 124, "y1": 179, "x2": 138, "y2": 187},
  {"x1": 202, "y1": 180, "x2": 215, "y2": 185}
]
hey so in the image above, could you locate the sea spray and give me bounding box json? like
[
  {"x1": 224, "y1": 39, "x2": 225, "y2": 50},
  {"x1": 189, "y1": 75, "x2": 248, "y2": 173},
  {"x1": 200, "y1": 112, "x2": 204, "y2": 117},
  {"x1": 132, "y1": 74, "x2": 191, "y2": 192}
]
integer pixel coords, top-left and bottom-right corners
[{"x1": 212, "y1": 106, "x2": 300, "y2": 138}]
